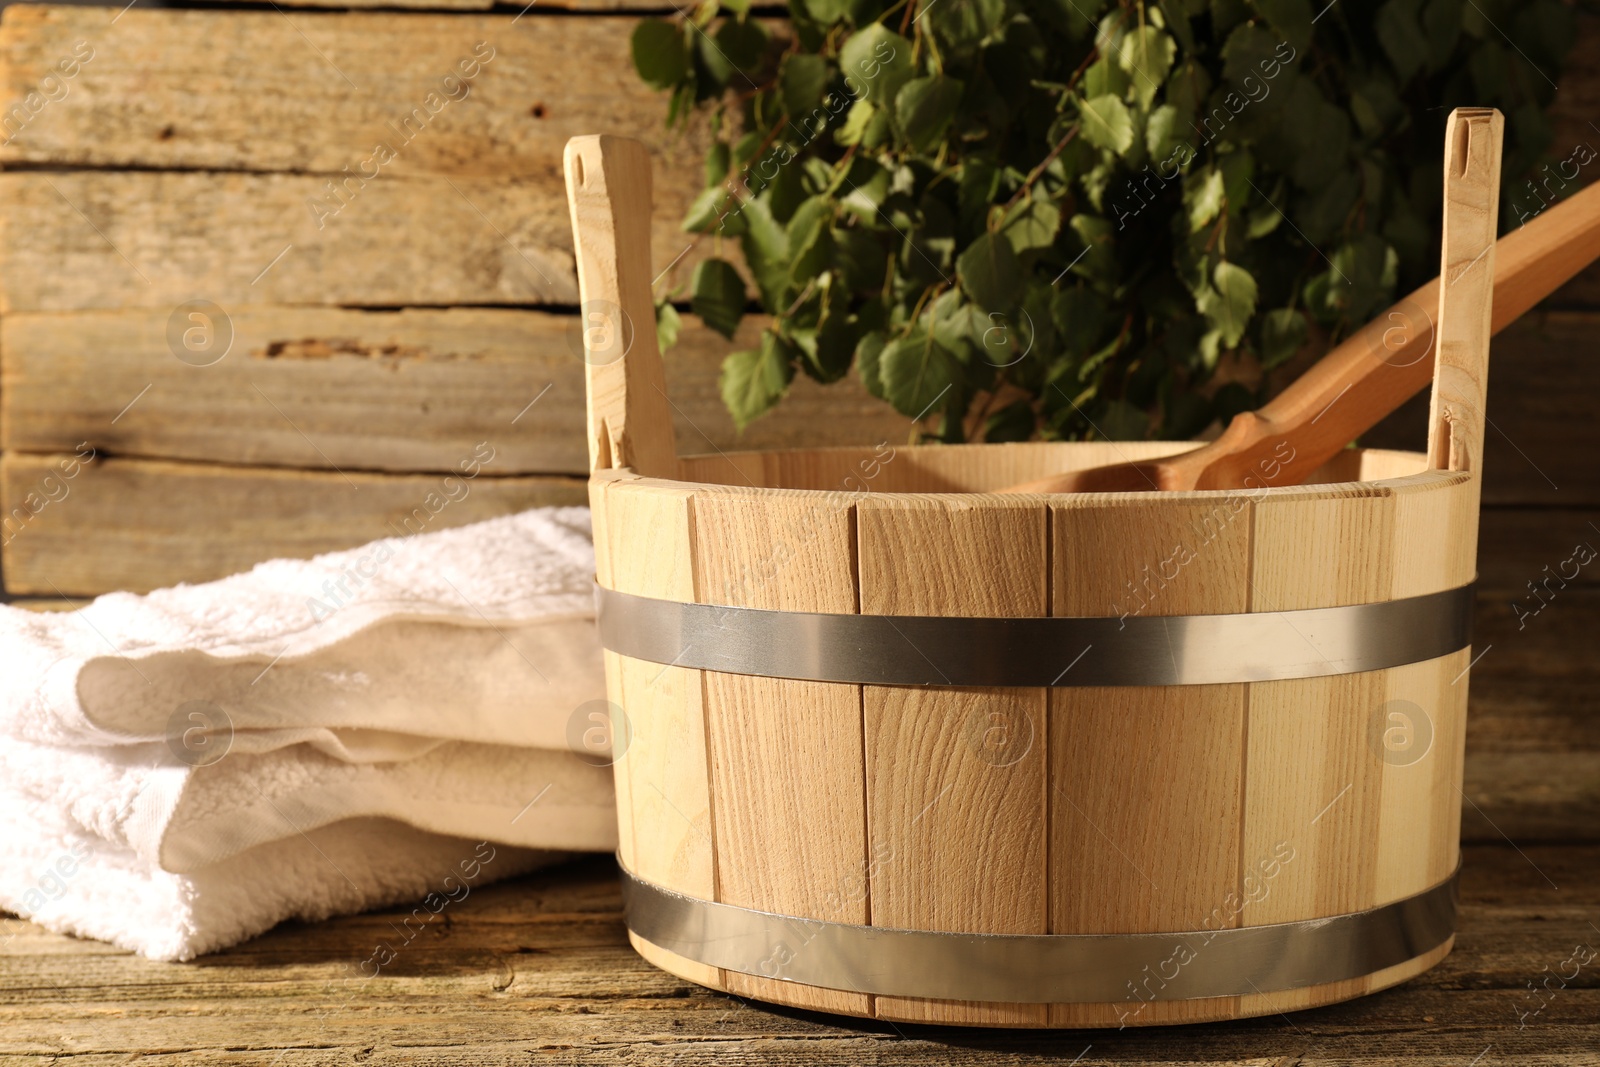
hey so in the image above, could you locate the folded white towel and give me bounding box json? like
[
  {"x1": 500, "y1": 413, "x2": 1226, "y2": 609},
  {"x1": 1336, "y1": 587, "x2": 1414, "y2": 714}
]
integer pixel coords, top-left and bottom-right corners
[{"x1": 0, "y1": 507, "x2": 617, "y2": 961}]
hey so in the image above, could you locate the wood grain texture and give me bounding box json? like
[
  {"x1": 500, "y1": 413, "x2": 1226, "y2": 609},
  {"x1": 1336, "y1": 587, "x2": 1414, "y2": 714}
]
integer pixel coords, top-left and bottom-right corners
[
  {"x1": 0, "y1": 170, "x2": 576, "y2": 311},
  {"x1": 1428, "y1": 109, "x2": 1502, "y2": 479},
  {"x1": 0, "y1": 8, "x2": 707, "y2": 177},
  {"x1": 607, "y1": 448, "x2": 1488, "y2": 1023},
  {"x1": 1375, "y1": 472, "x2": 1478, "y2": 905},
  {"x1": 185, "y1": 0, "x2": 681, "y2": 8},
  {"x1": 2, "y1": 843, "x2": 1594, "y2": 1060},
  {"x1": 1046, "y1": 494, "x2": 1253, "y2": 1025},
  {"x1": 0, "y1": 307, "x2": 907, "y2": 475},
  {"x1": 856, "y1": 494, "x2": 1048, "y2": 1025},
  {"x1": 690, "y1": 485, "x2": 869, "y2": 1016},
  {"x1": 589, "y1": 470, "x2": 636, "y2": 881},
  {"x1": 1237, "y1": 484, "x2": 1400, "y2": 1015},
  {"x1": 597, "y1": 477, "x2": 719, "y2": 988},
  {"x1": 0, "y1": 10, "x2": 741, "y2": 313},
  {"x1": 566, "y1": 135, "x2": 677, "y2": 478},
  {"x1": 0, "y1": 452, "x2": 585, "y2": 594}
]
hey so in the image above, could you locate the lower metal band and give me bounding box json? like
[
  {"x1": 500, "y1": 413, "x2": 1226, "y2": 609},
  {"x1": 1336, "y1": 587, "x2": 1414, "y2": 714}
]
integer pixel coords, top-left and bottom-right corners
[
  {"x1": 622, "y1": 864, "x2": 1459, "y2": 1003},
  {"x1": 596, "y1": 582, "x2": 1474, "y2": 687}
]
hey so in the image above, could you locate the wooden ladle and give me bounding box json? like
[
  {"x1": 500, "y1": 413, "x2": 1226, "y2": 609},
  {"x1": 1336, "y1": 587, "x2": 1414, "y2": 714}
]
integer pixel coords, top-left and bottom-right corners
[{"x1": 999, "y1": 138, "x2": 1600, "y2": 495}]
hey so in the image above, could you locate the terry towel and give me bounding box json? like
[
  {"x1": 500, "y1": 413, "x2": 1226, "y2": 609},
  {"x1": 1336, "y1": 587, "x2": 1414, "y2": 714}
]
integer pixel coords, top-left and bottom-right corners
[{"x1": 0, "y1": 507, "x2": 616, "y2": 960}]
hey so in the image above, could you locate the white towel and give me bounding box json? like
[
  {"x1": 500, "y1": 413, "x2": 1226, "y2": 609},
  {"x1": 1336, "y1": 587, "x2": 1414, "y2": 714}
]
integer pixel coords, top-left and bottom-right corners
[{"x1": 0, "y1": 507, "x2": 617, "y2": 961}]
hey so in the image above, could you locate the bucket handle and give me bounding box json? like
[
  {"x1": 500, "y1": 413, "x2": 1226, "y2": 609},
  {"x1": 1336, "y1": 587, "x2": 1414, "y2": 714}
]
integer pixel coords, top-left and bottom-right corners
[
  {"x1": 564, "y1": 135, "x2": 678, "y2": 479},
  {"x1": 1428, "y1": 108, "x2": 1503, "y2": 475}
]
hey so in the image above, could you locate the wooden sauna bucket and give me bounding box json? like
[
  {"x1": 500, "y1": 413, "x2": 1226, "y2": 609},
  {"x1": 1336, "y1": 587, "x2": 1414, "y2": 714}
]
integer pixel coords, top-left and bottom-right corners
[{"x1": 566, "y1": 134, "x2": 1488, "y2": 1026}]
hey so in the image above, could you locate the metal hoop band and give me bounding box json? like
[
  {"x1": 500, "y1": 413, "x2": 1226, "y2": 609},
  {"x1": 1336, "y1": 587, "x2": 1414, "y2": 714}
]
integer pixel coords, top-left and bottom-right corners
[
  {"x1": 596, "y1": 583, "x2": 1474, "y2": 687},
  {"x1": 622, "y1": 864, "x2": 1459, "y2": 1003}
]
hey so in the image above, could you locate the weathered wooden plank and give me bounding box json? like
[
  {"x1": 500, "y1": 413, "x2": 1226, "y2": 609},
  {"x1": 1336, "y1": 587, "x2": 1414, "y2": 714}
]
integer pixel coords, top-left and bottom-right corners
[
  {"x1": 0, "y1": 845, "x2": 1597, "y2": 1064},
  {"x1": 183, "y1": 0, "x2": 680, "y2": 8},
  {"x1": 0, "y1": 171, "x2": 583, "y2": 311},
  {"x1": 0, "y1": 308, "x2": 907, "y2": 473},
  {"x1": 0, "y1": 8, "x2": 707, "y2": 178},
  {"x1": 0, "y1": 452, "x2": 586, "y2": 595}
]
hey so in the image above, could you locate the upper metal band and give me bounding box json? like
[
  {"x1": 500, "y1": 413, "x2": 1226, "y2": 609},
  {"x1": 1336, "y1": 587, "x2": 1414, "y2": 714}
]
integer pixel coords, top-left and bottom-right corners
[
  {"x1": 622, "y1": 864, "x2": 1458, "y2": 1004},
  {"x1": 596, "y1": 582, "x2": 1474, "y2": 687}
]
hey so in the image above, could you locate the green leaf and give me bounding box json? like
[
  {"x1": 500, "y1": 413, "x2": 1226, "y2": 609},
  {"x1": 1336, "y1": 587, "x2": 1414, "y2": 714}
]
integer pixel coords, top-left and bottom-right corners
[
  {"x1": 957, "y1": 159, "x2": 1001, "y2": 235},
  {"x1": 739, "y1": 195, "x2": 792, "y2": 309},
  {"x1": 786, "y1": 195, "x2": 836, "y2": 281},
  {"x1": 1198, "y1": 260, "x2": 1258, "y2": 347},
  {"x1": 1198, "y1": 326, "x2": 1224, "y2": 371},
  {"x1": 1375, "y1": 0, "x2": 1430, "y2": 84},
  {"x1": 800, "y1": 0, "x2": 852, "y2": 22},
  {"x1": 1120, "y1": 26, "x2": 1176, "y2": 108},
  {"x1": 1251, "y1": 0, "x2": 1313, "y2": 53},
  {"x1": 793, "y1": 284, "x2": 861, "y2": 383},
  {"x1": 855, "y1": 330, "x2": 889, "y2": 400},
  {"x1": 700, "y1": 18, "x2": 769, "y2": 88},
  {"x1": 895, "y1": 76, "x2": 965, "y2": 152},
  {"x1": 1051, "y1": 286, "x2": 1108, "y2": 358},
  {"x1": 1167, "y1": 59, "x2": 1213, "y2": 122},
  {"x1": 1210, "y1": 0, "x2": 1250, "y2": 36},
  {"x1": 1000, "y1": 196, "x2": 1062, "y2": 254},
  {"x1": 1082, "y1": 55, "x2": 1131, "y2": 100},
  {"x1": 984, "y1": 400, "x2": 1037, "y2": 442},
  {"x1": 781, "y1": 53, "x2": 829, "y2": 116},
  {"x1": 1468, "y1": 41, "x2": 1508, "y2": 99},
  {"x1": 1098, "y1": 398, "x2": 1149, "y2": 440},
  {"x1": 1078, "y1": 94, "x2": 1135, "y2": 155},
  {"x1": 1218, "y1": 151, "x2": 1254, "y2": 213},
  {"x1": 705, "y1": 141, "x2": 730, "y2": 187},
  {"x1": 1258, "y1": 307, "x2": 1307, "y2": 369},
  {"x1": 655, "y1": 301, "x2": 682, "y2": 354},
  {"x1": 1184, "y1": 167, "x2": 1225, "y2": 233},
  {"x1": 839, "y1": 159, "x2": 892, "y2": 222},
  {"x1": 691, "y1": 258, "x2": 748, "y2": 339},
  {"x1": 839, "y1": 24, "x2": 914, "y2": 106},
  {"x1": 1312, "y1": 234, "x2": 1399, "y2": 323},
  {"x1": 956, "y1": 232, "x2": 1023, "y2": 313},
  {"x1": 836, "y1": 98, "x2": 887, "y2": 147},
  {"x1": 929, "y1": 288, "x2": 981, "y2": 362},
  {"x1": 1246, "y1": 198, "x2": 1283, "y2": 238},
  {"x1": 1422, "y1": 0, "x2": 1463, "y2": 69},
  {"x1": 879, "y1": 327, "x2": 959, "y2": 419},
  {"x1": 834, "y1": 226, "x2": 888, "y2": 291},
  {"x1": 720, "y1": 332, "x2": 796, "y2": 430},
  {"x1": 1066, "y1": 214, "x2": 1115, "y2": 281},
  {"x1": 632, "y1": 20, "x2": 688, "y2": 91},
  {"x1": 682, "y1": 184, "x2": 743, "y2": 234},
  {"x1": 1220, "y1": 23, "x2": 1288, "y2": 89},
  {"x1": 928, "y1": 0, "x2": 1007, "y2": 50},
  {"x1": 1145, "y1": 104, "x2": 1187, "y2": 163}
]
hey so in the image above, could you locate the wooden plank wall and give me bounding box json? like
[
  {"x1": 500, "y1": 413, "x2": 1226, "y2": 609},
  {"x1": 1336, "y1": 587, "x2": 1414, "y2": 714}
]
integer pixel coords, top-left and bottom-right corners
[
  {"x1": 0, "y1": 1, "x2": 1593, "y2": 824},
  {"x1": 0, "y1": 3, "x2": 906, "y2": 595},
  {"x1": 0, "y1": 6, "x2": 1596, "y2": 588}
]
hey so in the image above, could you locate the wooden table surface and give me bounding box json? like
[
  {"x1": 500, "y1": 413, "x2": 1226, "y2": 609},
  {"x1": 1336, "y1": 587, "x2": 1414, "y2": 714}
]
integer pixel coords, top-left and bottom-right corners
[{"x1": 2, "y1": 580, "x2": 1597, "y2": 1066}]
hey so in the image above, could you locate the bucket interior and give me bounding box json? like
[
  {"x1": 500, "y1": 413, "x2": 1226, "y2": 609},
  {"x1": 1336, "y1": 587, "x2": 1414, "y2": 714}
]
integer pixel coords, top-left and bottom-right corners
[{"x1": 675, "y1": 441, "x2": 1431, "y2": 495}]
